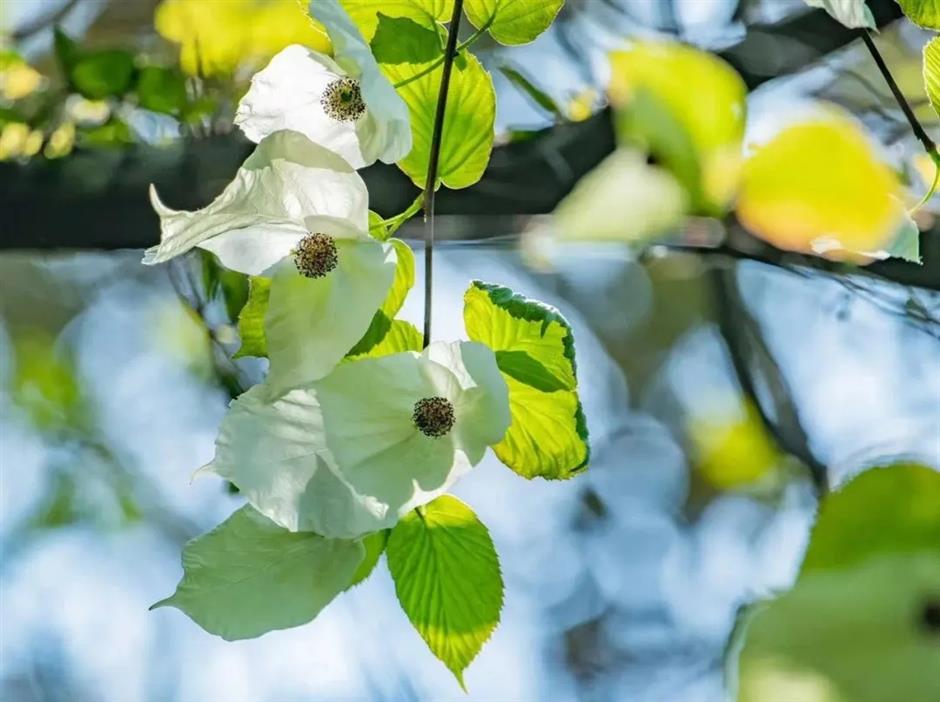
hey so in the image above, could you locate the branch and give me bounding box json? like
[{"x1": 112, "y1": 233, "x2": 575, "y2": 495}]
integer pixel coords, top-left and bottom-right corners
[
  {"x1": 421, "y1": 0, "x2": 464, "y2": 348},
  {"x1": 709, "y1": 267, "x2": 829, "y2": 494}
]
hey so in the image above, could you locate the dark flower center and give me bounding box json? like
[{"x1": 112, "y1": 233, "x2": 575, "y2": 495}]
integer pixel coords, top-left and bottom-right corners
[
  {"x1": 321, "y1": 77, "x2": 366, "y2": 122},
  {"x1": 412, "y1": 396, "x2": 455, "y2": 438},
  {"x1": 293, "y1": 233, "x2": 338, "y2": 278}
]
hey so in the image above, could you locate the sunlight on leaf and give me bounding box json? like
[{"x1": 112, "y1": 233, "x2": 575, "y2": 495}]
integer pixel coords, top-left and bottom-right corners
[
  {"x1": 736, "y1": 110, "x2": 907, "y2": 260},
  {"x1": 153, "y1": 506, "x2": 364, "y2": 641},
  {"x1": 386, "y1": 495, "x2": 503, "y2": 687},
  {"x1": 464, "y1": 281, "x2": 589, "y2": 479},
  {"x1": 554, "y1": 148, "x2": 687, "y2": 242},
  {"x1": 609, "y1": 40, "x2": 746, "y2": 214},
  {"x1": 897, "y1": 0, "x2": 940, "y2": 29},
  {"x1": 347, "y1": 530, "x2": 389, "y2": 589},
  {"x1": 234, "y1": 276, "x2": 271, "y2": 359},
  {"x1": 465, "y1": 0, "x2": 565, "y2": 45},
  {"x1": 337, "y1": 0, "x2": 453, "y2": 41},
  {"x1": 378, "y1": 15, "x2": 495, "y2": 189},
  {"x1": 155, "y1": 0, "x2": 329, "y2": 77},
  {"x1": 923, "y1": 36, "x2": 940, "y2": 119}
]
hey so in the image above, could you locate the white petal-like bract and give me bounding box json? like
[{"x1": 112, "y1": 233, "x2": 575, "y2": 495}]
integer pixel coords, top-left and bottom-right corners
[
  {"x1": 205, "y1": 342, "x2": 510, "y2": 538},
  {"x1": 264, "y1": 236, "x2": 398, "y2": 394},
  {"x1": 235, "y1": 0, "x2": 412, "y2": 167},
  {"x1": 145, "y1": 130, "x2": 368, "y2": 274}
]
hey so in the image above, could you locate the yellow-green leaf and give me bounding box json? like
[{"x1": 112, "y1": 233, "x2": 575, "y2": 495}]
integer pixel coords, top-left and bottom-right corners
[
  {"x1": 152, "y1": 506, "x2": 364, "y2": 640},
  {"x1": 337, "y1": 0, "x2": 453, "y2": 40},
  {"x1": 608, "y1": 40, "x2": 746, "y2": 213},
  {"x1": 346, "y1": 318, "x2": 422, "y2": 358},
  {"x1": 380, "y1": 18, "x2": 495, "y2": 189},
  {"x1": 923, "y1": 36, "x2": 940, "y2": 118},
  {"x1": 347, "y1": 530, "x2": 389, "y2": 589},
  {"x1": 897, "y1": 0, "x2": 940, "y2": 29},
  {"x1": 736, "y1": 110, "x2": 907, "y2": 260},
  {"x1": 463, "y1": 280, "x2": 589, "y2": 479},
  {"x1": 233, "y1": 276, "x2": 271, "y2": 359},
  {"x1": 465, "y1": 0, "x2": 565, "y2": 46},
  {"x1": 386, "y1": 495, "x2": 503, "y2": 687}
]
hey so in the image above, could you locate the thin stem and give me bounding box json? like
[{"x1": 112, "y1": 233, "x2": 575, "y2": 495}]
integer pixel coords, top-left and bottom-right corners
[
  {"x1": 382, "y1": 193, "x2": 423, "y2": 237},
  {"x1": 393, "y1": 20, "x2": 487, "y2": 90},
  {"x1": 422, "y1": 0, "x2": 464, "y2": 348},
  {"x1": 860, "y1": 30, "x2": 937, "y2": 155},
  {"x1": 911, "y1": 152, "x2": 940, "y2": 214}
]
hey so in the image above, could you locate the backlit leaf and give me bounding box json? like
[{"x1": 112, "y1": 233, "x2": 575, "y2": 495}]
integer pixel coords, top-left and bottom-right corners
[
  {"x1": 386, "y1": 495, "x2": 503, "y2": 686},
  {"x1": 378, "y1": 16, "x2": 495, "y2": 189},
  {"x1": 347, "y1": 530, "x2": 389, "y2": 588},
  {"x1": 234, "y1": 276, "x2": 271, "y2": 359},
  {"x1": 465, "y1": 0, "x2": 565, "y2": 45},
  {"x1": 736, "y1": 109, "x2": 906, "y2": 260},
  {"x1": 464, "y1": 280, "x2": 589, "y2": 479},
  {"x1": 923, "y1": 36, "x2": 940, "y2": 118},
  {"x1": 897, "y1": 0, "x2": 940, "y2": 29}
]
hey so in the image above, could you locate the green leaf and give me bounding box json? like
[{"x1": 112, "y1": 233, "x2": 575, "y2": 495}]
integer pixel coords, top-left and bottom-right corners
[
  {"x1": 347, "y1": 530, "x2": 389, "y2": 589},
  {"x1": 382, "y1": 239, "x2": 415, "y2": 318},
  {"x1": 924, "y1": 36, "x2": 940, "y2": 119},
  {"x1": 804, "y1": 0, "x2": 876, "y2": 29},
  {"x1": 386, "y1": 495, "x2": 503, "y2": 686},
  {"x1": 71, "y1": 50, "x2": 136, "y2": 100},
  {"x1": 347, "y1": 318, "x2": 422, "y2": 358},
  {"x1": 608, "y1": 41, "x2": 746, "y2": 214},
  {"x1": 339, "y1": 0, "x2": 453, "y2": 40},
  {"x1": 369, "y1": 210, "x2": 390, "y2": 240},
  {"x1": 499, "y1": 65, "x2": 563, "y2": 118},
  {"x1": 379, "y1": 17, "x2": 495, "y2": 189},
  {"x1": 732, "y1": 462, "x2": 940, "y2": 702},
  {"x1": 346, "y1": 238, "x2": 415, "y2": 355},
  {"x1": 800, "y1": 462, "x2": 940, "y2": 577},
  {"x1": 465, "y1": 0, "x2": 565, "y2": 45},
  {"x1": 136, "y1": 66, "x2": 187, "y2": 114},
  {"x1": 53, "y1": 28, "x2": 80, "y2": 72},
  {"x1": 734, "y1": 553, "x2": 940, "y2": 702},
  {"x1": 152, "y1": 506, "x2": 364, "y2": 641},
  {"x1": 234, "y1": 276, "x2": 271, "y2": 359},
  {"x1": 897, "y1": 0, "x2": 940, "y2": 29},
  {"x1": 463, "y1": 281, "x2": 589, "y2": 479}
]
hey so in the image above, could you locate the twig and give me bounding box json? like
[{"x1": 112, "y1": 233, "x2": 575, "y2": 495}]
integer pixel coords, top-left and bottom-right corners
[
  {"x1": 710, "y1": 267, "x2": 830, "y2": 494},
  {"x1": 421, "y1": 0, "x2": 464, "y2": 348},
  {"x1": 860, "y1": 30, "x2": 937, "y2": 155}
]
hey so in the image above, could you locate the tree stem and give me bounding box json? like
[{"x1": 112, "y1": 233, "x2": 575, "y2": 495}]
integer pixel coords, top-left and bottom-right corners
[
  {"x1": 422, "y1": 0, "x2": 464, "y2": 348},
  {"x1": 860, "y1": 30, "x2": 936, "y2": 155}
]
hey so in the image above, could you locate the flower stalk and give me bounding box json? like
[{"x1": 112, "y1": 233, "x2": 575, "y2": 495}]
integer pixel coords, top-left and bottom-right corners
[{"x1": 422, "y1": 0, "x2": 465, "y2": 348}]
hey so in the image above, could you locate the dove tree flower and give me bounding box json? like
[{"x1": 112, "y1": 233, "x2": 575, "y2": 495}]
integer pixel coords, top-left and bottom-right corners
[
  {"x1": 202, "y1": 341, "x2": 511, "y2": 539},
  {"x1": 145, "y1": 129, "x2": 397, "y2": 392},
  {"x1": 234, "y1": 0, "x2": 411, "y2": 168}
]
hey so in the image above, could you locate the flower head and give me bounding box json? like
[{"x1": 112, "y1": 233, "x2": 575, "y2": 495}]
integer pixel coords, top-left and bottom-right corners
[
  {"x1": 145, "y1": 129, "x2": 397, "y2": 390},
  {"x1": 203, "y1": 341, "x2": 511, "y2": 538},
  {"x1": 234, "y1": 0, "x2": 411, "y2": 168}
]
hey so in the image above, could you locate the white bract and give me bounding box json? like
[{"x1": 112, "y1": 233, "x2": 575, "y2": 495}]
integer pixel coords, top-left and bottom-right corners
[
  {"x1": 203, "y1": 341, "x2": 511, "y2": 538},
  {"x1": 234, "y1": 0, "x2": 412, "y2": 168},
  {"x1": 145, "y1": 129, "x2": 397, "y2": 390}
]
